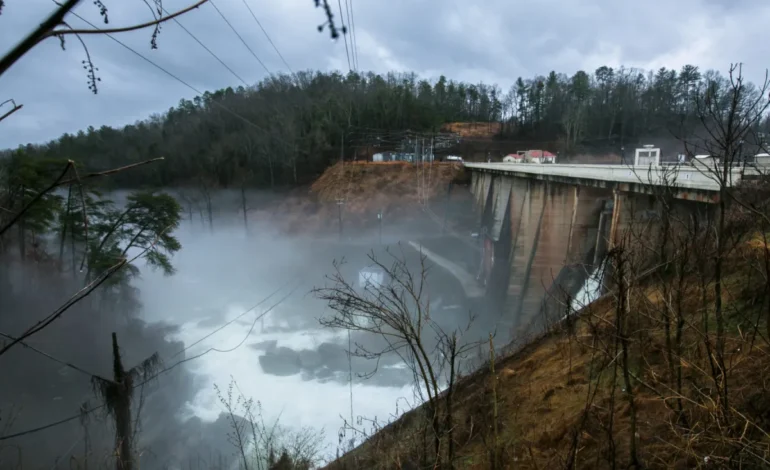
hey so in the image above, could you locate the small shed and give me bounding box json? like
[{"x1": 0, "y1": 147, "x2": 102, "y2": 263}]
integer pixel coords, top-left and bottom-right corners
[{"x1": 634, "y1": 145, "x2": 661, "y2": 166}]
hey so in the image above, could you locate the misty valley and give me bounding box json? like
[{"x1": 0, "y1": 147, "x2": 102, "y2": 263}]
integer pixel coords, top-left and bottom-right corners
[
  {"x1": 3, "y1": 1, "x2": 770, "y2": 467},
  {"x1": 1, "y1": 177, "x2": 497, "y2": 469}
]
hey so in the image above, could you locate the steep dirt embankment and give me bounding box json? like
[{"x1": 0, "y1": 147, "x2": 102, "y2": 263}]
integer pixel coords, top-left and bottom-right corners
[
  {"x1": 260, "y1": 162, "x2": 467, "y2": 235},
  {"x1": 442, "y1": 122, "x2": 501, "y2": 139},
  {"x1": 323, "y1": 234, "x2": 770, "y2": 469}
]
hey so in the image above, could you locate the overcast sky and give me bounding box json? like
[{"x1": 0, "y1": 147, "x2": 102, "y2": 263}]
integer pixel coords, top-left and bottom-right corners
[{"x1": 0, "y1": 0, "x2": 768, "y2": 149}]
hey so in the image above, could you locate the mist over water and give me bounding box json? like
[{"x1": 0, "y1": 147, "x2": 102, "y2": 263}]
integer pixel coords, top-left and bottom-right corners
[
  {"x1": 129, "y1": 189, "x2": 488, "y2": 463},
  {"x1": 0, "y1": 186, "x2": 489, "y2": 468}
]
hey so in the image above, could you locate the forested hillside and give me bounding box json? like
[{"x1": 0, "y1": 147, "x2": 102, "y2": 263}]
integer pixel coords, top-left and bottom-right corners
[{"x1": 5, "y1": 66, "x2": 769, "y2": 189}]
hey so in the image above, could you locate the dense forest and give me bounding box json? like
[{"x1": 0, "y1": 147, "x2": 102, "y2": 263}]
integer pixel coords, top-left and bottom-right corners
[{"x1": 4, "y1": 66, "x2": 769, "y2": 189}]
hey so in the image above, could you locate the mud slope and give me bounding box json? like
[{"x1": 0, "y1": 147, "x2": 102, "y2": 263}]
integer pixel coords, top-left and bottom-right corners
[{"x1": 260, "y1": 162, "x2": 468, "y2": 235}]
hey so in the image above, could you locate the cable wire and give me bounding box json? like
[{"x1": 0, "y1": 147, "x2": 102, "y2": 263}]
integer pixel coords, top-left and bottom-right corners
[
  {"x1": 336, "y1": 0, "x2": 351, "y2": 71},
  {"x1": 349, "y1": 0, "x2": 359, "y2": 70},
  {"x1": 159, "y1": 3, "x2": 300, "y2": 148},
  {"x1": 0, "y1": 281, "x2": 299, "y2": 441},
  {"x1": 170, "y1": 279, "x2": 294, "y2": 358},
  {"x1": 343, "y1": 0, "x2": 356, "y2": 70},
  {"x1": 66, "y1": 11, "x2": 284, "y2": 143},
  {"x1": 0, "y1": 332, "x2": 112, "y2": 383},
  {"x1": 239, "y1": 0, "x2": 294, "y2": 75},
  {"x1": 163, "y1": 8, "x2": 249, "y2": 87},
  {"x1": 209, "y1": 0, "x2": 271, "y2": 75}
]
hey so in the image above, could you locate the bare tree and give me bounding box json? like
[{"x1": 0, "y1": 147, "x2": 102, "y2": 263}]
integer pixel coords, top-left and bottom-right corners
[
  {"x1": 216, "y1": 378, "x2": 324, "y2": 470},
  {"x1": 314, "y1": 248, "x2": 481, "y2": 468},
  {"x1": 0, "y1": 0, "x2": 210, "y2": 94},
  {"x1": 684, "y1": 64, "x2": 770, "y2": 418}
]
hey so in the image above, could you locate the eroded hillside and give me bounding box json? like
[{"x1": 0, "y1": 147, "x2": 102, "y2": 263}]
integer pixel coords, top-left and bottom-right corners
[{"x1": 257, "y1": 162, "x2": 470, "y2": 235}]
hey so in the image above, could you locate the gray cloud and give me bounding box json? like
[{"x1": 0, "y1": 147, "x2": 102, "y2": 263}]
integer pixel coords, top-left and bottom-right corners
[{"x1": 1, "y1": 0, "x2": 768, "y2": 148}]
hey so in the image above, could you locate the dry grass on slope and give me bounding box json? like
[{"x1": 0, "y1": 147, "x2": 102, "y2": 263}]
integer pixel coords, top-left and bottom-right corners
[{"x1": 325, "y1": 238, "x2": 770, "y2": 470}]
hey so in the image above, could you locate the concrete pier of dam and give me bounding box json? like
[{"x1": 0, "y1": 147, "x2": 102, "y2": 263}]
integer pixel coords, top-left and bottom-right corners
[{"x1": 462, "y1": 163, "x2": 719, "y2": 336}]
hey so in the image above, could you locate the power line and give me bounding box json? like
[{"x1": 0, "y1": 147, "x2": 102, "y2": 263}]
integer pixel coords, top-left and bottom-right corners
[
  {"x1": 0, "y1": 332, "x2": 111, "y2": 383},
  {"x1": 343, "y1": 0, "x2": 356, "y2": 70},
  {"x1": 171, "y1": 279, "x2": 294, "y2": 358},
  {"x1": 343, "y1": 0, "x2": 353, "y2": 69},
  {"x1": 0, "y1": 405, "x2": 100, "y2": 441},
  {"x1": 209, "y1": 0, "x2": 271, "y2": 75},
  {"x1": 336, "y1": 0, "x2": 351, "y2": 71},
  {"x1": 139, "y1": 282, "x2": 300, "y2": 378},
  {"x1": 348, "y1": 0, "x2": 359, "y2": 70},
  {"x1": 66, "y1": 11, "x2": 286, "y2": 144},
  {"x1": 239, "y1": 0, "x2": 294, "y2": 75},
  {"x1": 159, "y1": 3, "x2": 302, "y2": 149},
  {"x1": 162, "y1": 7, "x2": 249, "y2": 87},
  {"x1": 0, "y1": 281, "x2": 299, "y2": 442}
]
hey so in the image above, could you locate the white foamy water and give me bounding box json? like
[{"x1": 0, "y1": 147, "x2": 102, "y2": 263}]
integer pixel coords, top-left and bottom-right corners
[
  {"x1": 570, "y1": 265, "x2": 605, "y2": 314},
  {"x1": 130, "y1": 221, "x2": 442, "y2": 461},
  {"x1": 173, "y1": 302, "x2": 413, "y2": 457}
]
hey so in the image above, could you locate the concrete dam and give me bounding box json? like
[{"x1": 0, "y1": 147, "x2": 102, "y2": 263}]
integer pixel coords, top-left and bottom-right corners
[{"x1": 459, "y1": 162, "x2": 736, "y2": 336}]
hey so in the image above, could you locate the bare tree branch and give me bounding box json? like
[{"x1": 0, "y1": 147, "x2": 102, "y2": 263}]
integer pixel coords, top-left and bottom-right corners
[{"x1": 42, "y1": 0, "x2": 209, "y2": 42}]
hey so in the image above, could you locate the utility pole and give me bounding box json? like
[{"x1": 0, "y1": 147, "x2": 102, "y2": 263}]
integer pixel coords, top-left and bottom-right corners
[
  {"x1": 442, "y1": 182, "x2": 453, "y2": 234},
  {"x1": 337, "y1": 198, "x2": 345, "y2": 240},
  {"x1": 421, "y1": 137, "x2": 425, "y2": 205},
  {"x1": 428, "y1": 135, "x2": 434, "y2": 207},
  {"x1": 338, "y1": 131, "x2": 345, "y2": 240}
]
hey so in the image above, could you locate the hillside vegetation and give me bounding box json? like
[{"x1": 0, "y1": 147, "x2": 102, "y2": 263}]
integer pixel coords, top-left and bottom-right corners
[{"x1": 6, "y1": 65, "x2": 768, "y2": 191}]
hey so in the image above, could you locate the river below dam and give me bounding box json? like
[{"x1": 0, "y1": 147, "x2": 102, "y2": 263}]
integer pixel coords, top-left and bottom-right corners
[{"x1": 133, "y1": 215, "x2": 488, "y2": 460}]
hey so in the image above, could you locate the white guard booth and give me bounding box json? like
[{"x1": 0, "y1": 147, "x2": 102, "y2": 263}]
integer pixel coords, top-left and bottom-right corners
[{"x1": 634, "y1": 145, "x2": 661, "y2": 166}]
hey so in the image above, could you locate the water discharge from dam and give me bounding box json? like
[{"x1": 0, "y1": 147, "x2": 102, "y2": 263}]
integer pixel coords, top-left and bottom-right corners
[{"x1": 132, "y1": 206, "x2": 489, "y2": 460}]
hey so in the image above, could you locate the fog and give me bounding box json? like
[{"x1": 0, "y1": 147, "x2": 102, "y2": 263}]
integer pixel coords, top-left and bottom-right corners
[{"x1": 0, "y1": 186, "x2": 504, "y2": 468}]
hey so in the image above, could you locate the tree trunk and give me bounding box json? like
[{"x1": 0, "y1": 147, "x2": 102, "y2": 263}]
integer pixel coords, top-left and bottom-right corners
[
  {"x1": 241, "y1": 185, "x2": 248, "y2": 234},
  {"x1": 616, "y1": 251, "x2": 639, "y2": 468},
  {"x1": 446, "y1": 340, "x2": 457, "y2": 468},
  {"x1": 111, "y1": 333, "x2": 133, "y2": 470},
  {"x1": 489, "y1": 335, "x2": 499, "y2": 469},
  {"x1": 59, "y1": 184, "x2": 73, "y2": 272},
  {"x1": 715, "y1": 186, "x2": 728, "y2": 416},
  {"x1": 206, "y1": 196, "x2": 213, "y2": 232},
  {"x1": 18, "y1": 218, "x2": 25, "y2": 262}
]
